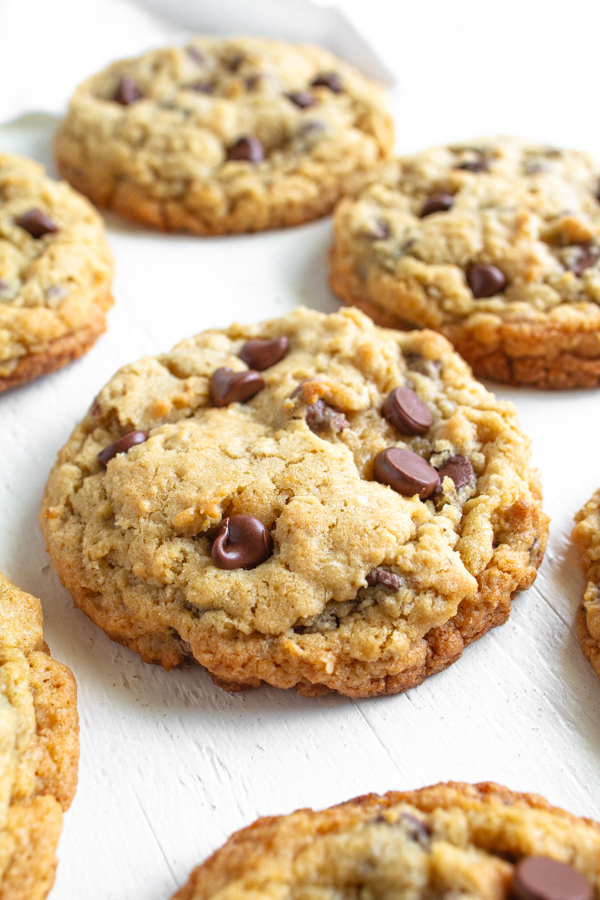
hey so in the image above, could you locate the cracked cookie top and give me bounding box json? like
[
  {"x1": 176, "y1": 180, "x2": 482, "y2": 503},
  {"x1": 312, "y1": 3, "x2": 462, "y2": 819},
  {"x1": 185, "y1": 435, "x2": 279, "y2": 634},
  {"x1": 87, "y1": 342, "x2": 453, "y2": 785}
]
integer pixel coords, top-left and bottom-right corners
[
  {"x1": 54, "y1": 36, "x2": 393, "y2": 234},
  {"x1": 172, "y1": 782, "x2": 600, "y2": 900},
  {"x1": 40, "y1": 307, "x2": 547, "y2": 697},
  {"x1": 0, "y1": 153, "x2": 113, "y2": 381}
]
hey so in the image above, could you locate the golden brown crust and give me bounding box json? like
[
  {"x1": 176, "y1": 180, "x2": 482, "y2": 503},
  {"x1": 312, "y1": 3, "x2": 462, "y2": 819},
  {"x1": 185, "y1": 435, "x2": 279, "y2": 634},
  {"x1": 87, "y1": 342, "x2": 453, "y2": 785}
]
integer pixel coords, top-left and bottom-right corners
[
  {"x1": 0, "y1": 572, "x2": 79, "y2": 899},
  {"x1": 573, "y1": 491, "x2": 600, "y2": 679},
  {"x1": 172, "y1": 781, "x2": 600, "y2": 900}
]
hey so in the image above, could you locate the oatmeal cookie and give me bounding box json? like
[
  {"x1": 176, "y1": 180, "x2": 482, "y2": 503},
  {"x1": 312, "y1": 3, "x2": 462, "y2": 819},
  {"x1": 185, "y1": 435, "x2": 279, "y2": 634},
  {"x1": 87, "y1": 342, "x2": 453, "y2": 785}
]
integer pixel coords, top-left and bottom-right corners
[
  {"x1": 572, "y1": 489, "x2": 600, "y2": 679},
  {"x1": 40, "y1": 307, "x2": 547, "y2": 698},
  {"x1": 55, "y1": 36, "x2": 393, "y2": 235},
  {"x1": 330, "y1": 136, "x2": 600, "y2": 388},
  {"x1": 0, "y1": 153, "x2": 114, "y2": 392},
  {"x1": 172, "y1": 782, "x2": 600, "y2": 900},
  {"x1": 0, "y1": 572, "x2": 79, "y2": 899}
]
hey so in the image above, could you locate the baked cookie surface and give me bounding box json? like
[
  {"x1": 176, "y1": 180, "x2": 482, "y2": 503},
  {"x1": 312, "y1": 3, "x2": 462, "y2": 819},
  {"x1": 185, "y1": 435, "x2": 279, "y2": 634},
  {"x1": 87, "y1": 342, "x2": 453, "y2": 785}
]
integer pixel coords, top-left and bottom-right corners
[
  {"x1": 172, "y1": 782, "x2": 600, "y2": 900},
  {"x1": 0, "y1": 154, "x2": 114, "y2": 392},
  {"x1": 40, "y1": 307, "x2": 547, "y2": 697},
  {"x1": 572, "y1": 489, "x2": 600, "y2": 679},
  {"x1": 55, "y1": 36, "x2": 393, "y2": 235},
  {"x1": 329, "y1": 136, "x2": 600, "y2": 388},
  {"x1": 0, "y1": 571, "x2": 79, "y2": 900}
]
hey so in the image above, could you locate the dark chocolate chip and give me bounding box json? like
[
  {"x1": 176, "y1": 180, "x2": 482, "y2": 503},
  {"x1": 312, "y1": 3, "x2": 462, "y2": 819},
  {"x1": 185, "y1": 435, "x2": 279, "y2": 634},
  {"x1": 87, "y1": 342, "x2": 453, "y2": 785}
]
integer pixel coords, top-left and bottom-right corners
[
  {"x1": 113, "y1": 76, "x2": 143, "y2": 105},
  {"x1": 306, "y1": 399, "x2": 349, "y2": 434},
  {"x1": 211, "y1": 514, "x2": 273, "y2": 570},
  {"x1": 373, "y1": 447, "x2": 440, "y2": 499},
  {"x1": 245, "y1": 74, "x2": 262, "y2": 90},
  {"x1": 366, "y1": 567, "x2": 402, "y2": 590},
  {"x1": 311, "y1": 72, "x2": 343, "y2": 92},
  {"x1": 368, "y1": 219, "x2": 390, "y2": 240},
  {"x1": 210, "y1": 367, "x2": 265, "y2": 407},
  {"x1": 16, "y1": 209, "x2": 58, "y2": 238},
  {"x1": 186, "y1": 46, "x2": 205, "y2": 65},
  {"x1": 456, "y1": 159, "x2": 489, "y2": 173},
  {"x1": 436, "y1": 454, "x2": 474, "y2": 489},
  {"x1": 90, "y1": 397, "x2": 101, "y2": 417},
  {"x1": 97, "y1": 431, "x2": 148, "y2": 467},
  {"x1": 227, "y1": 53, "x2": 244, "y2": 72},
  {"x1": 419, "y1": 192, "x2": 454, "y2": 218},
  {"x1": 226, "y1": 135, "x2": 264, "y2": 162},
  {"x1": 512, "y1": 857, "x2": 593, "y2": 900},
  {"x1": 568, "y1": 244, "x2": 600, "y2": 277},
  {"x1": 239, "y1": 336, "x2": 289, "y2": 370},
  {"x1": 286, "y1": 91, "x2": 317, "y2": 109},
  {"x1": 467, "y1": 263, "x2": 506, "y2": 298},
  {"x1": 191, "y1": 80, "x2": 213, "y2": 94},
  {"x1": 400, "y1": 813, "x2": 431, "y2": 846},
  {"x1": 382, "y1": 387, "x2": 433, "y2": 436}
]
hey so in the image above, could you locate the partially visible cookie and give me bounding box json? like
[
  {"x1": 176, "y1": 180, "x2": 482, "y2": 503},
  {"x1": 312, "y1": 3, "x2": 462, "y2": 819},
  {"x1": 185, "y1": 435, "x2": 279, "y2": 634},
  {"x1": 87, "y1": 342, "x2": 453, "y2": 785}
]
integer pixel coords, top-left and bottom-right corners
[
  {"x1": 55, "y1": 36, "x2": 393, "y2": 234},
  {"x1": 172, "y1": 781, "x2": 600, "y2": 900},
  {"x1": 0, "y1": 153, "x2": 114, "y2": 392},
  {"x1": 0, "y1": 571, "x2": 79, "y2": 899},
  {"x1": 330, "y1": 136, "x2": 600, "y2": 389},
  {"x1": 572, "y1": 490, "x2": 600, "y2": 679},
  {"x1": 40, "y1": 307, "x2": 547, "y2": 698}
]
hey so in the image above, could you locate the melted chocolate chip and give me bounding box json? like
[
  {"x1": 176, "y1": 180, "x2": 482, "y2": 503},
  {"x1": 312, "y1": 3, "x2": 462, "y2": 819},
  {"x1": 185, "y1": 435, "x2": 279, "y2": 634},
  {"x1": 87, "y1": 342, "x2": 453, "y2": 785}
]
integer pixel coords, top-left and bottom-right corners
[
  {"x1": 286, "y1": 91, "x2": 317, "y2": 109},
  {"x1": 467, "y1": 263, "x2": 506, "y2": 298},
  {"x1": 373, "y1": 448, "x2": 440, "y2": 499},
  {"x1": 400, "y1": 814, "x2": 431, "y2": 846},
  {"x1": 368, "y1": 219, "x2": 391, "y2": 240},
  {"x1": 306, "y1": 400, "x2": 349, "y2": 434},
  {"x1": 436, "y1": 454, "x2": 474, "y2": 489},
  {"x1": 227, "y1": 53, "x2": 244, "y2": 72},
  {"x1": 113, "y1": 76, "x2": 143, "y2": 105},
  {"x1": 210, "y1": 367, "x2": 265, "y2": 407},
  {"x1": 456, "y1": 159, "x2": 489, "y2": 173},
  {"x1": 211, "y1": 514, "x2": 273, "y2": 569},
  {"x1": 512, "y1": 857, "x2": 593, "y2": 900},
  {"x1": 366, "y1": 567, "x2": 402, "y2": 590},
  {"x1": 97, "y1": 431, "x2": 148, "y2": 467},
  {"x1": 419, "y1": 193, "x2": 454, "y2": 218},
  {"x1": 240, "y1": 336, "x2": 289, "y2": 370},
  {"x1": 186, "y1": 47, "x2": 205, "y2": 65},
  {"x1": 226, "y1": 135, "x2": 264, "y2": 162},
  {"x1": 311, "y1": 72, "x2": 343, "y2": 92},
  {"x1": 382, "y1": 387, "x2": 433, "y2": 436},
  {"x1": 245, "y1": 74, "x2": 262, "y2": 90},
  {"x1": 568, "y1": 244, "x2": 600, "y2": 277},
  {"x1": 192, "y1": 81, "x2": 213, "y2": 94},
  {"x1": 16, "y1": 209, "x2": 58, "y2": 238}
]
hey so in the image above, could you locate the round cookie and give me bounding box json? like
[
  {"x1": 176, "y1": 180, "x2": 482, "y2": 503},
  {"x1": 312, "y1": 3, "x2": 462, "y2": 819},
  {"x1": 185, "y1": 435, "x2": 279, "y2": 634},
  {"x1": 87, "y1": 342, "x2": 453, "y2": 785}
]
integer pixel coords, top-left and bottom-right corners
[
  {"x1": 572, "y1": 490, "x2": 600, "y2": 679},
  {"x1": 0, "y1": 571, "x2": 79, "y2": 899},
  {"x1": 329, "y1": 136, "x2": 600, "y2": 389},
  {"x1": 55, "y1": 36, "x2": 393, "y2": 235},
  {"x1": 172, "y1": 782, "x2": 600, "y2": 900},
  {"x1": 40, "y1": 307, "x2": 548, "y2": 698},
  {"x1": 0, "y1": 153, "x2": 114, "y2": 392}
]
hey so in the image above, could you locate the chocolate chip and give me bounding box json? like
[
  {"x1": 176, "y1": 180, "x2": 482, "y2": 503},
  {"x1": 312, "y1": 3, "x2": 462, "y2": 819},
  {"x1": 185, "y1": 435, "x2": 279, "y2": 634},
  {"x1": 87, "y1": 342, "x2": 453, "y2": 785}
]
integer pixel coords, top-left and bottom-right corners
[
  {"x1": 227, "y1": 53, "x2": 244, "y2": 72},
  {"x1": 211, "y1": 514, "x2": 273, "y2": 569},
  {"x1": 226, "y1": 135, "x2": 264, "y2": 163},
  {"x1": 436, "y1": 454, "x2": 474, "y2": 489},
  {"x1": 311, "y1": 72, "x2": 343, "y2": 92},
  {"x1": 400, "y1": 814, "x2": 431, "y2": 846},
  {"x1": 187, "y1": 47, "x2": 205, "y2": 65},
  {"x1": 382, "y1": 387, "x2": 433, "y2": 436},
  {"x1": 97, "y1": 431, "x2": 148, "y2": 467},
  {"x1": 0, "y1": 279, "x2": 8, "y2": 293},
  {"x1": 568, "y1": 244, "x2": 600, "y2": 277},
  {"x1": 210, "y1": 367, "x2": 265, "y2": 407},
  {"x1": 191, "y1": 81, "x2": 213, "y2": 94},
  {"x1": 419, "y1": 193, "x2": 454, "y2": 218},
  {"x1": 595, "y1": 179, "x2": 600, "y2": 203},
  {"x1": 306, "y1": 399, "x2": 349, "y2": 434},
  {"x1": 113, "y1": 76, "x2": 143, "y2": 105},
  {"x1": 90, "y1": 397, "x2": 101, "y2": 417},
  {"x1": 16, "y1": 209, "x2": 58, "y2": 238},
  {"x1": 456, "y1": 159, "x2": 489, "y2": 173},
  {"x1": 512, "y1": 857, "x2": 593, "y2": 900},
  {"x1": 239, "y1": 336, "x2": 289, "y2": 370},
  {"x1": 368, "y1": 220, "x2": 390, "y2": 240},
  {"x1": 245, "y1": 75, "x2": 262, "y2": 90},
  {"x1": 286, "y1": 91, "x2": 317, "y2": 109},
  {"x1": 373, "y1": 448, "x2": 440, "y2": 499},
  {"x1": 366, "y1": 567, "x2": 402, "y2": 590},
  {"x1": 467, "y1": 263, "x2": 506, "y2": 298}
]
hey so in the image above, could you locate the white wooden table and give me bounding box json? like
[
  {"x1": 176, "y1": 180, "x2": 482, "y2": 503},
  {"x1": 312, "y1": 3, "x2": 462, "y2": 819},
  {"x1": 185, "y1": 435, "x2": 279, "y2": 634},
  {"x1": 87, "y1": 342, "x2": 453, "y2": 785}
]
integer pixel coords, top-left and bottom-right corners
[{"x1": 1, "y1": 3, "x2": 600, "y2": 898}]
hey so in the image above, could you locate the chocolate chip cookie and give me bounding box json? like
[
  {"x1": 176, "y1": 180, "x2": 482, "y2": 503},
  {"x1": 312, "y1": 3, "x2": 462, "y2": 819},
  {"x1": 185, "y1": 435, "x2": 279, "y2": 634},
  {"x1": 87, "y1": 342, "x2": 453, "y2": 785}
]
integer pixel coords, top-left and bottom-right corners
[
  {"x1": 572, "y1": 490, "x2": 600, "y2": 680},
  {"x1": 40, "y1": 307, "x2": 547, "y2": 697},
  {"x1": 0, "y1": 572, "x2": 79, "y2": 899},
  {"x1": 329, "y1": 136, "x2": 600, "y2": 388},
  {"x1": 55, "y1": 36, "x2": 393, "y2": 234},
  {"x1": 172, "y1": 782, "x2": 600, "y2": 900},
  {"x1": 0, "y1": 153, "x2": 114, "y2": 392}
]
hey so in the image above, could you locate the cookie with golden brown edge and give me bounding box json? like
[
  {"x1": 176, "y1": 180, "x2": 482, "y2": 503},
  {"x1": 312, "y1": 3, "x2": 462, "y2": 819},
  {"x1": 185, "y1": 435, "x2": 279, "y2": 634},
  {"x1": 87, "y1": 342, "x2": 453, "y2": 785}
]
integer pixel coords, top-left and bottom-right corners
[
  {"x1": 0, "y1": 571, "x2": 79, "y2": 899},
  {"x1": 330, "y1": 136, "x2": 600, "y2": 389},
  {"x1": 572, "y1": 489, "x2": 600, "y2": 680},
  {"x1": 172, "y1": 782, "x2": 600, "y2": 900},
  {"x1": 55, "y1": 36, "x2": 393, "y2": 235},
  {"x1": 0, "y1": 153, "x2": 114, "y2": 392},
  {"x1": 40, "y1": 307, "x2": 547, "y2": 698}
]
